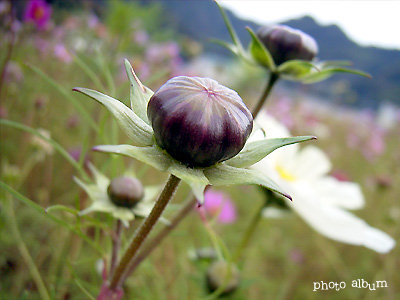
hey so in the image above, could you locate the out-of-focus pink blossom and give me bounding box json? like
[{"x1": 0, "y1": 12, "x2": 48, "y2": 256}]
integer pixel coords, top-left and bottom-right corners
[
  {"x1": 0, "y1": 106, "x2": 8, "y2": 118},
  {"x1": 289, "y1": 248, "x2": 305, "y2": 265},
  {"x1": 4, "y1": 61, "x2": 24, "y2": 83},
  {"x1": 54, "y1": 43, "x2": 72, "y2": 63},
  {"x1": 87, "y1": 14, "x2": 99, "y2": 29},
  {"x1": 164, "y1": 42, "x2": 180, "y2": 57},
  {"x1": 68, "y1": 147, "x2": 90, "y2": 169},
  {"x1": 133, "y1": 30, "x2": 149, "y2": 46},
  {"x1": 268, "y1": 97, "x2": 294, "y2": 130},
  {"x1": 200, "y1": 189, "x2": 237, "y2": 224},
  {"x1": 66, "y1": 114, "x2": 80, "y2": 129},
  {"x1": 34, "y1": 37, "x2": 50, "y2": 54},
  {"x1": 331, "y1": 169, "x2": 350, "y2": 182},
  {"x1": 346, "y1": 109, "x2": 387, "y2": 161},
  {"x1": 23, "y1": 0, "x2": 52, "y2": 30},
  {"x1": 362, "y1": 128, "x2": 386, "y2": 161}
]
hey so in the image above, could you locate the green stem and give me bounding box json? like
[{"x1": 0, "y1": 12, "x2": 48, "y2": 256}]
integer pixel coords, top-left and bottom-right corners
[
  {"x1": 120, "y1": 195, "x2": 197, "y2": 280},
  {"x1": 109, "y1": 220, "x2": 123, "y2": 281},
  {"x1": 230, "y1": 73, "x2": 280, "y2": 261},
  {"x1": 108, "y1": 174, "x2": 181, "y2": 290},
  {"x1": 0, "y1": 1, "x2": 16, "y2": 102},
  {"x1": 251, "y1": 72, "x2": 279, "y2": 118},
  {"x1": 232, "y1": 201, "x2": 264, "y2": 262},
  {"x1": 6, "y1": 199, "x2": 51, "y2": 300}
]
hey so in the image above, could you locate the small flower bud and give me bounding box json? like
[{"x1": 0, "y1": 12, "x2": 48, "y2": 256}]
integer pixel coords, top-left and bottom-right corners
[
  {"x1": 107, "y1": 176, "x2": 144, "y2": 208},
  {"x1": 206, "y1": 260, "x2": 240, "y2": 296},
  {"x1": 257, "y1": 25, "x2": 318, "y2": 66},
  {"x1": 147, "y1": 76, "x2": 253, "y2": 168}
]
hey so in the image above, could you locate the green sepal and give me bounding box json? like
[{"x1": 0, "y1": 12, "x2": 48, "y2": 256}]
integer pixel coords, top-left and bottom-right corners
[
  {"x1": 213, "y1": 1, "x2": 253, "y2": 64},
  {"x1": 168, "y1": 163, "x2": 209, "y2": 204},
  {"x1": 246, "y1": 27, "x2": 276, "y2": 71},
  {"x1": 278, "y1": 60, "x2": 320, "y2": 80},
  {"x1": 299, "y1": 66, "x2": 371, "y2": 84},
  {"x1": 73, "y1": 87, "x2": 153, "y2": 146},
  {"x1": 205, "y1": 164, "x2": 291, "y2": 200},
  {"x1": 208, "y1": 38, "x2": 241, "y2": 56},
  {"x1": 227, "y1": 136, "x2": 317, "y2": 168},
  {"x1": 124, "y1": 59, "x2": 153, "y2": 125},
  {"x1": 215, "y1": 1, "x2": 245, "y2": 54},
  {"x1": 93, "y1": 144, "x2": 172, "y2": 172}
]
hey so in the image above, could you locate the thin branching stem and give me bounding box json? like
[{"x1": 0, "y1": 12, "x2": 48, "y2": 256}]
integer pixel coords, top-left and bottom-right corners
[
  {"x1": 251, "y1": 72, "x2": 279, "y2": 118},
  {"x1": 108, "y1": 174, "x2": 181, "y2": 290},
  {"x1": 109, "y1": 220, "x2": 123, "y2": 280},
  {"x1": 232, "y1": 201, "x2": 264, "y2": 262},
  {"x1": 120, "y1": 195, "x2": 197, "y2": 282}
]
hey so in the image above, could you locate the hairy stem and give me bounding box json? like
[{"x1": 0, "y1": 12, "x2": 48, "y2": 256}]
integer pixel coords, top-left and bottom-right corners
[
  {"x1": 120, "y1": 195, "x2": 197, "y2": 281},
  {"x1": 109, "y1": 220, "x2": 123, "y2": 280},
  {"x1": 108, "y1": 174, "x2": 181, "y2": 290}
]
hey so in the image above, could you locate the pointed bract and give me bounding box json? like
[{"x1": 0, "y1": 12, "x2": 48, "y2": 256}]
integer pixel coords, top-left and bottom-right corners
[{"x1": 73, "y1": 87, "x2": 153, "y2": 146}]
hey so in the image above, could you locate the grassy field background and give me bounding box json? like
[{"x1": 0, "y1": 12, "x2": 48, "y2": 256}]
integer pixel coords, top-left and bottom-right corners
[{"x1": 1, "y1": 1, "x2": 399, "y2": 299}]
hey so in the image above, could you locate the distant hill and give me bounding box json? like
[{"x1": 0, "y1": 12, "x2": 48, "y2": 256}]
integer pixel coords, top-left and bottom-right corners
[{"x1": 142, "y1": 0, "x2": 400, "y2": 109}]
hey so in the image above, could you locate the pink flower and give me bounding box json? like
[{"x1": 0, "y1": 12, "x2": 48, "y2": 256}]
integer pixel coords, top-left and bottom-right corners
[
  {"x1": 201, "y1": 189, "x2": 237, "y2": 224},
  {"x1": 54, "y1": 43, "x2": 72, "y2": 63},
  {"x1": 23, "y1": 0, "x2": 52, "y2": 30},
  {"x1": 133, "y1": 30, "x2": 149, "y2": 46}
]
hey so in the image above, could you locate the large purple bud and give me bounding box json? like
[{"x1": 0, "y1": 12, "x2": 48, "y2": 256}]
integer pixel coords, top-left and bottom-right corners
[
  {"x1": 257, "y1": 25, "x2": 318, "y2": 66},
  {"x1": 147, "y1": 76, "x2": 253, "y2": 168}
]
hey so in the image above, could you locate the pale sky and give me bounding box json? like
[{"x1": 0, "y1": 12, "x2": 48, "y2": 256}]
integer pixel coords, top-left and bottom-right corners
[{"x1": 219, "y1": 0, "x2": 400, "y2": 50}]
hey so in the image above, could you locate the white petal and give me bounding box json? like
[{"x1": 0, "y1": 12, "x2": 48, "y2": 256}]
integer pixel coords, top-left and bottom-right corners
[
  {"x1": 289, "y1": 145, "x2": 331, "y2": 180},
  {"x1": 313, "y1": 177, "x2": 365, "y2": 210},
  {"x1": 254, "y1": 112, "x2": 291, "y2": 139},
  {"x1": 87, "y1": 163, "x2": 110, "y2": 190},
  {"x1": 288, "y1": 183, "x2": 395, "y2": 253}
]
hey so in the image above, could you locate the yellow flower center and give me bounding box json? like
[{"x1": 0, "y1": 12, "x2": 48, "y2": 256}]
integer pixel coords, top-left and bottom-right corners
[{"x1": 276, "y1": 165, "x2": 296, "y2": 182}]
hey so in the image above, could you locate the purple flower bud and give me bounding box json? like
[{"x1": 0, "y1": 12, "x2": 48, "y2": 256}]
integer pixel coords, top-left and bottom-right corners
[
  {"x1": 107, "y1": 177, "x2": 144, "y2": 208},
  {"x1": 147, "y1": 76, "x2": 253, "y2": 168},
  {"x1": 257, "y1": 25, "x2": 318, "y2": 66}
]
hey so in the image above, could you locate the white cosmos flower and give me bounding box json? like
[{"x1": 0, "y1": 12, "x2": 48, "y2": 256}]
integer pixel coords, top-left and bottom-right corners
[
  {"x1": 252, "y1": 112, "x2": 395, "y2": 253},
  {"x1": 74, "y1": 164, "x2": 161, "y2": 227}
]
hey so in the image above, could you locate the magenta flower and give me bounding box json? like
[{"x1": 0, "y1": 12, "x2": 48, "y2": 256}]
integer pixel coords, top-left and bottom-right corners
[
  {"x1": 23, "y1": 0, "x2": 52, "y2": 30},
  {"x1": 202, "y1": 189, "x2": 237, "y2": 224}
]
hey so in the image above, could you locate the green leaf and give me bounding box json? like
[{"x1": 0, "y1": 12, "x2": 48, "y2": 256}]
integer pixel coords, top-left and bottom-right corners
[
  {"x1": 45, "y1": 204, "x2": 109, "y2": 229},
  {"x1": 73, "y1": 87, "x2": 153, "y2": 146},
  {"x1": 71, "y1": 51, "x2": 105, "y2": 91},
  {"x1": 208, "y1": 38, "x2": 240, "y2": 56},
  {"x1": 0, "y1": 181, "x2": 104, "y2": 255},
  {"x1": 319, "y1": 60, "x2": 353, "y2": 68},
  {"x1": 215, "y1": 1, "x2": 245, "y2": 54},
  {"x1": 124, "y1": 59, "x2": 154, "y2": 124},
  {"x1": 278, "y1": 60, "x2": 320, "y2": 79},
  {"x1": 300, "y1": 67, "x2": 371, "y2": 84},
  {"x1": 227, "y1": 136, "x2": 317, "y2": 168},
  {"x1": 93, "y1": 144, "x2": 172, "y2": 172},
  {"x1": 45, "y1": 204, "x2": 81, "y2": 215},
  {"x1": 205, "y1": 164, "x2": 291, "y2": 200},
  {"x1": 168, "y1": 163, "x2": 209, "y2": 204},
  {"x1": 246, "y1": 27, "x2": 276, "y2": 71},
  {"x1": 0, "y1": 119, "x2": 90, "y2": 181},
  {"x1": 28, "y1": 65, "x2": 99, "y2": 132}
]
